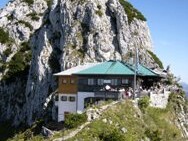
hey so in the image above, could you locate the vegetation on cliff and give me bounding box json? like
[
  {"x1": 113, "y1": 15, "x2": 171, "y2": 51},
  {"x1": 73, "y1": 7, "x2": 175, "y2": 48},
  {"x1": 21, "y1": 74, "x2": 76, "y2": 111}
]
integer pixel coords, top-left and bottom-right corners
[
  {"x1": 147, "y1": 50, "x2": 164, "y2": 69},
  {"x1": 0, "y1": 27, "x2": 14, "y2": 45},
  {"x1": 2, "y1": 41, "x2": 32, "y2": 83},
  {"x1": 119, "y1": 0, "x2": 146, "y2": 24}
]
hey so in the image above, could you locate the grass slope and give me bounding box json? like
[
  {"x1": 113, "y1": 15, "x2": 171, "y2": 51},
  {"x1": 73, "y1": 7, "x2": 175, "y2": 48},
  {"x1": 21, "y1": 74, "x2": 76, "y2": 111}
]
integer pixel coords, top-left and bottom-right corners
[
  {"x1": 7, "y1": 93, "x2": 186, "y2": 141},
  {"x1": 66, "y1": 100, "x2": 182, "y2": 141}
]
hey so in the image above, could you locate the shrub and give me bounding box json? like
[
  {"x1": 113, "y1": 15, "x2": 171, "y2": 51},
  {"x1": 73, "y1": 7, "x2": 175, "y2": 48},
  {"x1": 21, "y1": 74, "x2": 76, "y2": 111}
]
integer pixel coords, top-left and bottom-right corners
[
  {"x1": 97, "y1": 4, "x2": 102, "y2": 10},
  {"x1": 17, "y1": 20, "x2": 33, "y2": 31},
  {"x1": 119, "y1": 0, "x2": 146, "y2": 24},
  {"x1": 7, "y1": 14, "x2": 14, "y2": 21},
  {"x1": 95, "y1": 10, "x2": 103, "y2": 17},
  {"x1": 22, "y1": 0, "x2": 34, "y2": 6},
  {"x1": 138, "y1": 96, "x2": 150, "y2": 112},
  {"x1": 0, "y1": 62, "x2": 7, "y2": 72},
  {"x1": 26, "y1": 12, "x2": 40, "y2": 21},
  {"x1": 147, "y1": 50, "x2": 164, "y2": 69},
  {"x1": 8, "y1": 52, "x2": 27, "y2": 75},
  {"x1": 0, "y1": 27, "x2": 13, "y2": 45},
  {"x1": 145, "y1": 107, "x2": 182, "y2": 140},
  {"x1": 165, "y1": 74, "x2": 174, "y2": 85},
  {"x1": 45, "y1": 0, "x2": 53, "y2": 7},
  {"x1": 20, "y1": 41, "x2": 30, "y2": 52},
  {"x1": 2, "y1": 43, "x2": 32, "y2": 81},
  {"x1": 64, "y1": 113, "x2": 87, "y2": 129},
  {"x1": 3, "y1": 48, "x2": 12, "y2": 57},
  {"x1": 99, "y1": 128, "x2": 125, "y2": 141},
  {"x1": 24, "y1": 129, "x2": 33, "y2": 140},
  {"x1": 145, "y1": 129, "x2": 162, "y2": 141},
  {"x1": 79, "y1": 0, "x2": 87, "y2": 4},
  {"x1": 168, "y1": 93, "x2": 185, "y2": 112}
]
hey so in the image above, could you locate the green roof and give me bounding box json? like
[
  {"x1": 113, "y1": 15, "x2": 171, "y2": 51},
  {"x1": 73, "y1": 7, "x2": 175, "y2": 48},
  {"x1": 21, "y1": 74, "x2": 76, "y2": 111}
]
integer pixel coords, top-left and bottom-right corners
[
  {"x1": 128, "y1": 64, "x2": 158, "y2": 77},
  {"x1": 75, "y1": 61, "x2": 135, "y2": 75},
  {"x1": 74, "y1": 60, "x2": 158, "y2": 77}
]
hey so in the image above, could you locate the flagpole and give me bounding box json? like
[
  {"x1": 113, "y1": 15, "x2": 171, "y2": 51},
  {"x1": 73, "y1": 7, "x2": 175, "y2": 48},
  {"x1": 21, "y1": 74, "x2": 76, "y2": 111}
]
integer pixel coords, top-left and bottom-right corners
[{"x1": 133, "y1": 45, "x2": 137, "y2": 100}]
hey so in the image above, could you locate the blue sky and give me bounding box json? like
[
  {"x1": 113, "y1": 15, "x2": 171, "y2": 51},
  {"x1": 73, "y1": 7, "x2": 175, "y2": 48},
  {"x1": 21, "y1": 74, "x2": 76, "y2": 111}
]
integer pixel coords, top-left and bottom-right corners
[
  {"x1": 0, "y1": 0, "x2": 7, "y2": 8},
  {"x1": 1, "y1": 0, "x2": 188, "y2": 83},
  {"x1": 128, "y1": 0, "x2": 188, "y2": 84}
]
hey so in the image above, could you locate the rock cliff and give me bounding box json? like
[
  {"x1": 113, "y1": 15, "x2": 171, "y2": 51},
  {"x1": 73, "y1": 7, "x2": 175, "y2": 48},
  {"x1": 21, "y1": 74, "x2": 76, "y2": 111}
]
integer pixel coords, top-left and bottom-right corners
[{"x1": 0, "y1": 0, "x2": 160, "y2": 126}]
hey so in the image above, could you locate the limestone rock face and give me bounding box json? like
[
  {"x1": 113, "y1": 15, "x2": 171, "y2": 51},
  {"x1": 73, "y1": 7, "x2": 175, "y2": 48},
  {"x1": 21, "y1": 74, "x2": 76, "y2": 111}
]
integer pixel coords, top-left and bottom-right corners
[
  {"x1": 0, "y1": 0, "x2": 49, "y2": 125},
  {"x1": 0, "y1": 0, "x2": 157, "y2": 126},
  {"x1": 176, "y1": 99, "x2": 188, "y2": 138}
]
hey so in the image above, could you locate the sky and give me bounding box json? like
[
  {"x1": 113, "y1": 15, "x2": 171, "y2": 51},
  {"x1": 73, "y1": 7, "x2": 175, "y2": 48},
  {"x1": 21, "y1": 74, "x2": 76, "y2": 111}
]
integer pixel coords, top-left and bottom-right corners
[
  {"x1": 0, "y1": 0, "x2": 7, "y2": 8},
  {"x1": 0, "y1": 0, "x2": 188, "y2": 83},
  {"x1": 128, "y1": 0, "x2": 188, "y2": 84}
]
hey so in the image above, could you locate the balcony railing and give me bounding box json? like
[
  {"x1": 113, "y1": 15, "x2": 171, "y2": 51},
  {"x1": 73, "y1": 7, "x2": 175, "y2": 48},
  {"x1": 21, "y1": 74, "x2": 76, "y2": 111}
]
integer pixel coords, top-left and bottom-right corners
[{"x1": 94, "y1": 91, "x2": 122, "y2": 100}]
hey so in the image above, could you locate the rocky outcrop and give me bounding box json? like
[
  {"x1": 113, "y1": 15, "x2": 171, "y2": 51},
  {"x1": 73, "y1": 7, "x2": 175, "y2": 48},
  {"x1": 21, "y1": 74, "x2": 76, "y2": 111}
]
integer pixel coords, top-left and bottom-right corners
[
  {"x1": 0, "y1": 0, "x2": 159, "y2": 126},
  {"x1": 174, "y1": 96, "x2": 188, "y2": 138}
]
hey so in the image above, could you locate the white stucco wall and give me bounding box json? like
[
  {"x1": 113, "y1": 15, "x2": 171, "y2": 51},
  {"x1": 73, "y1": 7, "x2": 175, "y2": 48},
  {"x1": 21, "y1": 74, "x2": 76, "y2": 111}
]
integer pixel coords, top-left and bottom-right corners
[
  {"x1": 77, "y1": 92, "x2": 95, "y2": 113},
  {"x1": 150, "y1": 90, "x2": 170, "y2": 108},
  {"x1": 58, "y1": 94, "x2": 77, "y2": 122}
]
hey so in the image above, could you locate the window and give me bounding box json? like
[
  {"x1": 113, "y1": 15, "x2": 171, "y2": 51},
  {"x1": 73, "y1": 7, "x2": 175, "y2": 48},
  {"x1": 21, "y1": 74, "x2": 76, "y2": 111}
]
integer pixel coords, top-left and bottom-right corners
[
  {"x1": 88, "y1": 78, "x2": 94, "y2": 85},
  {"x1": 69, "y1": 96, "x2": 75, "y2": 102},
  {"x1": 61, "y1": 96, "x2": 67, "y2": 101},
  {"x1": 111, "y1": 79, "x2": 118, "y2": 86},
  {"x1": 122, "y1": 79, "x2": 129, "y2": 84},
  {"x1": 70, "y1": 79, "x2": 75, "y2": 84},
  {"x1": 104, "y1": 79, "x2": 111, "y2": 84},
  {"x1": 62, "y1": 78, "x2": 67, "y2": 84},
  {"x1": 97, "y1": 79, "x2": 104, "y2": 85},
  {"x1": 55, "y1": 95, "x2": 59, "y2": 101}
]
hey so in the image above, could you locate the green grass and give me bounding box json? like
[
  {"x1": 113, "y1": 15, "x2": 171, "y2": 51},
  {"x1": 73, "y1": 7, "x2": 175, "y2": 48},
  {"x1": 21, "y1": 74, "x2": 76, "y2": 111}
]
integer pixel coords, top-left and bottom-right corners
[
  {"x1": 138, "y1": 96, "x2": 150, "y2": 113},
  {"x1": 67, "y1": 98, "x2": 182, "y2": 141},
  {"x1": 67, "y1": 101, "x2": 146, "y2": 141},
  {"x1": 64, "y1": 113, "x2": 87, "y2": 129},
  {"x1": 119, "y1": 0, "x2": 146, "y2": 24},
  {"x1": 6, "y1": 93, "x2": 186, "y2": 141},
  {"x1": 144, "y1": 107, "x2": 181, "y2": 141},
  {"x1": 143, "y1": 92, "x2": 186, "y2": 141},
  {"x1": 6, "y1": 120, "x2": 45, "y2": 141}
]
